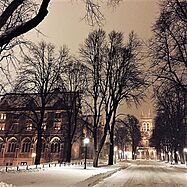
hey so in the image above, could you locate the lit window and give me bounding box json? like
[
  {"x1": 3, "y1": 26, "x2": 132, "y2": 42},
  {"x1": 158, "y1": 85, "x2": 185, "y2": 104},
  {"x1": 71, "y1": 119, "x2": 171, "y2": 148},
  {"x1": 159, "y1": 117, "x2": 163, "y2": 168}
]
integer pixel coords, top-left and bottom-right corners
[
  {"x1": 143, "y1": 123, "x2": 147, "y2": 131},
  {"x1": 147, "y1": 123, "x2": 150, "y2": 131},
  {"x1": 26, "y1": 123, "x2": 32, "y2": 131},
  {"x1": 54, "y1": 122, "x2": 61, "y2": 130},
  {"x1": 42, "y1": 123, "x2": 46, "y2": 130},
  {"x1": 0, "y1": 123, "x2": 5, "y2": 131},
  {"x1": 0, "y1": 113, "x2": 6, "y2": 120}
]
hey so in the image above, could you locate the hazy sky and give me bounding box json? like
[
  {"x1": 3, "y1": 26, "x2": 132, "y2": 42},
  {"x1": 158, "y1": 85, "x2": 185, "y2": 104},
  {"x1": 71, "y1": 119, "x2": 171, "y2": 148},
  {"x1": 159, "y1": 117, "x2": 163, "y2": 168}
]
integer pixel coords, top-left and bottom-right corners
[
  {"x1": 27, "y1": 0, "x2": 159, "y2": 53},
  {"x1": 26, "y1": 0, "x2": 160, "y2": 118}
]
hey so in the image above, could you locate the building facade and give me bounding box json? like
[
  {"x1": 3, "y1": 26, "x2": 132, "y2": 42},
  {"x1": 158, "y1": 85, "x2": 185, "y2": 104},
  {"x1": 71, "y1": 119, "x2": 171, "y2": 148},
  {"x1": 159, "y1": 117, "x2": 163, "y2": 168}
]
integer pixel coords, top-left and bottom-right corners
[
  {"x1": 137, "y1": 111, "x2": 156, "y2": 159},
  {"x1": 0, "y1": 92, "x2": 82, "y2": 166}
]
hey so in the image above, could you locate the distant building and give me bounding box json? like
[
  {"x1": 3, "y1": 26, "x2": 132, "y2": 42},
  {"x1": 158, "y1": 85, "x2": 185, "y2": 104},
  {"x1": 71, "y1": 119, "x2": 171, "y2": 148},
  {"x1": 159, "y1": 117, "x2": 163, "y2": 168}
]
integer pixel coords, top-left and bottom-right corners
[
  {"x1": 137, "y1": 111, "x2": 156, "y2": 160},
  {"x1": 0, "y1": 92, "x2": 82, "y2": 166}
]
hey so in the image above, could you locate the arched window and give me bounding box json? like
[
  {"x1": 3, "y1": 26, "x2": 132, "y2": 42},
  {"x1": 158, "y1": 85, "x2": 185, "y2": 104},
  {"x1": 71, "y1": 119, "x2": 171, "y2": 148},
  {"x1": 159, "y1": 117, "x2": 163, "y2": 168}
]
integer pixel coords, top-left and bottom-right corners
[
  {"x1": 50, "y1": 138, "x2": 60, "y2": 153},
  {"x1": 7, "y1": 138, "x2": 17, "y2": 152},
  {"x1": 143, "y1": 123, "x2": 147, "y2": 131},
  {"x1": 147, "y1": 123, "x2": 150, "y2": 131},
  {"x1": 21, "y1": 138, "x2": 31, "y2": 153}
]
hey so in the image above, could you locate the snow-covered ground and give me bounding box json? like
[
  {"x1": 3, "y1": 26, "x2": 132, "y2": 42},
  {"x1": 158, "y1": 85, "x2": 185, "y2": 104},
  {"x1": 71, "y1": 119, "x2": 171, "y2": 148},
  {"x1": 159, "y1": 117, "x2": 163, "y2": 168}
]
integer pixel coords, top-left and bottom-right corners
[
  {"x1": 0, "y1": 162, "x2": 123, "y2": 187},
  {"x1": 93, "y1": 160, "x2": 187, "y2": 187},
  {"x1": 0, "y1": 160, "x2": 186, "y2": 187}
]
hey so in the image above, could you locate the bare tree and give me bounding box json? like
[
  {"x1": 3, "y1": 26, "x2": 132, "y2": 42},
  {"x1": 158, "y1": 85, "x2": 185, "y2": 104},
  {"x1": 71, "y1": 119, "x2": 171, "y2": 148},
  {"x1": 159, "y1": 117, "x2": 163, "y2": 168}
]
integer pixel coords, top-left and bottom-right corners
[
  {"x1": 80, "y1": 29, "x2": 146, "y2": 166},
  {"x1": 0, "y1": 0, "x2": 122, "y2": 94},
  {"x1": 0, "y1": 0, "x2": 50, "y2": 49},
  {"x1": 0, "y1": 0, "x2": 122, "y2": 51},
  {"x1": 80, "y1": 29, "x2": 107, "y2": 167},
  {"x1": 149, "y1": 0, "x2": 187, "y2": 93},
  {"x1": 115, "y1": 118, "x2": 131, "y2": 157},
  {"x1": 103, "y1": 31, "x2": 145, "y2": 165},
  {"x1": 151, "y1": 82, "x2": 186, "y2": 164},
  {"x1": 62, "y1": 59, "x2": 88, "y2": 162},
  {"x1": 117, "y1": 115, "x2": 141, "y2": 160},
  {"x1": 14, "y1": 41, "x2": 68, "y2": 165}
]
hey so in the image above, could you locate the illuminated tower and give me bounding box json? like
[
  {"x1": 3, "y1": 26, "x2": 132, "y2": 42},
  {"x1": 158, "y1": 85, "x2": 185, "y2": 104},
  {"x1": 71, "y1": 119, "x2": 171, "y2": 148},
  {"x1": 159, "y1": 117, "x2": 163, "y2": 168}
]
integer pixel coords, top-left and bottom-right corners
[{"x1": 138, "y1": 110, "x2": 156, "y2": 159}]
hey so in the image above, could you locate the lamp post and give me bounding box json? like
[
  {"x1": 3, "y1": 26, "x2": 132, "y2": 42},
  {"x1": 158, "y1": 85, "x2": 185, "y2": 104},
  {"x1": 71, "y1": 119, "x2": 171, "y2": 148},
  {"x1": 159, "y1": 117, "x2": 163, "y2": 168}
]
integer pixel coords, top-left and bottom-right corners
[
  {"x1": 114, "y1": 146, "x2": 118, "y2": 164},
  {"x1": 83, "y1": 137, "x2": 89, "y2": 169},
  {"x1": 183, "y1": 148, "x2": 187, "y2": 166}
]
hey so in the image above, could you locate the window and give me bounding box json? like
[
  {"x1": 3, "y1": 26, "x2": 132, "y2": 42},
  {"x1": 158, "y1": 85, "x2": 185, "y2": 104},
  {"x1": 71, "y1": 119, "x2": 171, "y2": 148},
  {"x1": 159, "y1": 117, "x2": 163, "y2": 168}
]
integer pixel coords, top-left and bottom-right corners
[
  {"x1": 147, "y1": 123, "x2": 150, "y2": 131},
  {"x1": 143, "y1": 122, "x2": 151, "y2": 132},
  {"x1": 42, "y1": 123, "x2": 46, "y2": 130},
  {"x1": 0, "y1": 123, "x2": 5, "y2": 131},
  {"x1": 54, "y1": 122, "x2": 61, "y2": 130},
  {"x1": 8, "y1": 139, "x2": 17, "y2": 152},
  {"x1": 143, "y1": 123, "x2": 147, "y2": 132},
  {"x1": 0, "y1": 113, "x2": 6, "y2": 120},
  {"x1": 26, "y1": 122, "x2": 32, "y2": 131},
  {"x1": 51, "y1": 142, "x2": 60, "y2": 153},
  {"x1": 10, "y1": 123, "x2": 17, "y2": 131},
  {"x1": 21, "y1": 139, "x2": 31, "y2": 153},
  {"x1": 51, "y1": 138, "x2": 60, "y2": 153}
]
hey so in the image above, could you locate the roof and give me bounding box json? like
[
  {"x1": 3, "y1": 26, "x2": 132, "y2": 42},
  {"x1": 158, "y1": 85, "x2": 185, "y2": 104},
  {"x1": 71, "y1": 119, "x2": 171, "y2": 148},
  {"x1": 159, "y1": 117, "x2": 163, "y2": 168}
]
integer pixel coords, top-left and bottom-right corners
[{"x1": 0, "y1": 92, "x2": 79, "y2": 112}]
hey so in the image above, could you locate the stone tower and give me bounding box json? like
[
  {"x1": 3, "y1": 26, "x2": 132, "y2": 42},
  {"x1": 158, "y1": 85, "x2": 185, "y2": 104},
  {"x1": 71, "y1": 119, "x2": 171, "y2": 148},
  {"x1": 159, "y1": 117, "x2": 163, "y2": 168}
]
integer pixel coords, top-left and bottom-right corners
[{"x1": 137, "y1": 110, "x2": 156, "y2": 159}]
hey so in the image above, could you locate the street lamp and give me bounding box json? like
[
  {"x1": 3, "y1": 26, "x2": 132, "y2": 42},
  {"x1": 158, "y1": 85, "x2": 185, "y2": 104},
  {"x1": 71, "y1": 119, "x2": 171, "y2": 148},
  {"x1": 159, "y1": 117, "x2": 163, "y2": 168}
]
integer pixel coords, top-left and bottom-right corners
[
  {"x1": 183, "y1": 148, "x2": 187, "y2": 166},
  {"x1": 114, "y1": 146, "x2": 118, "y2": 164},
  {"x1": 83, "y1": 137, "x2": 89, "y2": 169}
]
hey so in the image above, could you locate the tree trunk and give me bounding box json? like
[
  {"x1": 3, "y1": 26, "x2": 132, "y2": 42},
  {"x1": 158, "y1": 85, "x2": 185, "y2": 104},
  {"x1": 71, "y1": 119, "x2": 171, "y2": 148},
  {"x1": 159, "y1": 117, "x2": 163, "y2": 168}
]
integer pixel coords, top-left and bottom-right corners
[
  {"x1": 65, "y1": 142, "x2": 72, "y2": 163},
  {"x1": 108, "y1": 108, "x2": 117, "y2": 165},
  {"x1": 179, "y1": 151, "x2": 185, "y2": 164},
  {"x1": 174, "y1": 148, "x2": 178, "y2": 164},
  {"x1": 35, "y1": 128, "x2": 42, "y2": 165},
  {"x1": 132, "y1": 139, "x2": 135, "y2": 160},
  {"x1": 93, "y1": 150, "x2": 99, "y2": 167},
  {"x1": 108, "y1": 126, "x2": 114, "y2": 165},
  {"x1": 93, "y1": 130, "x2": 107, "y2": 167},
  {"x1": 108, "y1": 142, "x2": 114, "y2": 165}
]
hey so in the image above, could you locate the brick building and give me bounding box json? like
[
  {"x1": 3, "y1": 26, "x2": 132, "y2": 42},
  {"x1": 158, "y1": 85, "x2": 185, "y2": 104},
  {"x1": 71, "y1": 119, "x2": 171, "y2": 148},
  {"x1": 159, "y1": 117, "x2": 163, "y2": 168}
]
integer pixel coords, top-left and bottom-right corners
[{"x1": 0, "y1": 92, "x2": 82, "y2": 166}]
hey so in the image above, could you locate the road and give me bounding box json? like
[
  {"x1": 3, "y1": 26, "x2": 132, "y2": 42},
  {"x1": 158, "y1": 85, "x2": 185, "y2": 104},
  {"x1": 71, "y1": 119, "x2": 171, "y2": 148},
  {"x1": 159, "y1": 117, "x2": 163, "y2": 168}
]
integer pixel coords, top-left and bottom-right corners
[{"x1": 93, "y1": 160, "x2": 187, "y2": 187}]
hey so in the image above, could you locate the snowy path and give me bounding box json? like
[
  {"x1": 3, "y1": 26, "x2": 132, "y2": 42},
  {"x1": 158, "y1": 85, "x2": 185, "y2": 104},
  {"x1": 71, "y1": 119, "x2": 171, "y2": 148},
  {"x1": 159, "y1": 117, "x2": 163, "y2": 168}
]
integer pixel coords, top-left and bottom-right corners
[{"x1": 93, "y1": 160, "x2": 187, "y2": 187}]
